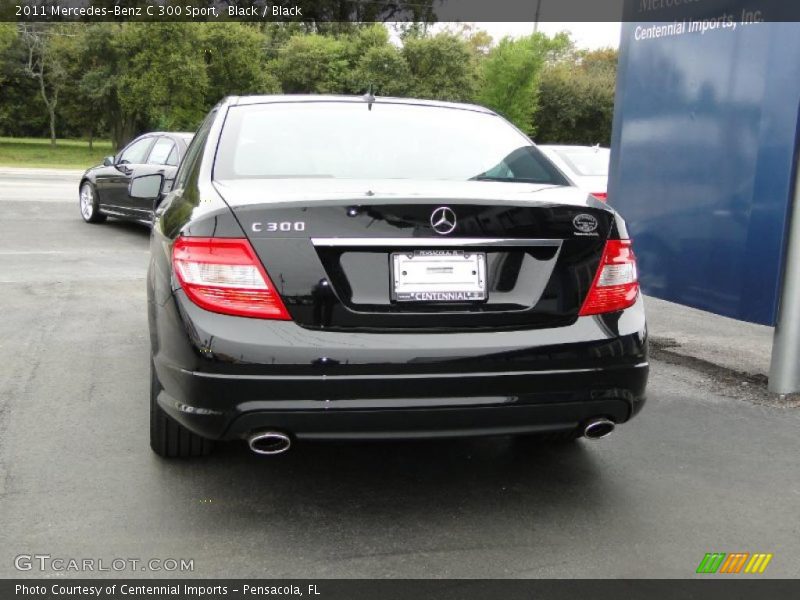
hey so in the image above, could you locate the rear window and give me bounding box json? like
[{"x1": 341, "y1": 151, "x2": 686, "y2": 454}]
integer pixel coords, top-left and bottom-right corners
[{"x1": 213, "y1": 102, "x2": 569, "y2": 185}]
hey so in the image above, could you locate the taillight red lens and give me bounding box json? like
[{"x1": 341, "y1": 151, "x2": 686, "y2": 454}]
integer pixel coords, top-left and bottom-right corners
[
  {"x1": 592, "y1": 192, "x2": 608, "y2": 202},
  {"x1": 579, "y1": 239, "x2": 639, "y2": 316},
  {"x1": 172, "y1": 237, "x2": 290, "y2": 320}
]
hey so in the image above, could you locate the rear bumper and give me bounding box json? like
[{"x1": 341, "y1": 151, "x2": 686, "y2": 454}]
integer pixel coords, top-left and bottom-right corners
[
  {"x1": 224, "y1": 399, "x2": 641, "y2": 441},
  {"x1": 155, "y1": 362, "x2": 648, "y2": 441},
  {"x1": 151, "y1": 292, "x2": 649, "y2": 441}
]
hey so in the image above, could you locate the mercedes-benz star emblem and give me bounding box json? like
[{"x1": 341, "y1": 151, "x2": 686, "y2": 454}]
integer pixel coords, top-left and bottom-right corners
[{"x1": 430, "y1": 206, "x2": 457, "y2": 235}]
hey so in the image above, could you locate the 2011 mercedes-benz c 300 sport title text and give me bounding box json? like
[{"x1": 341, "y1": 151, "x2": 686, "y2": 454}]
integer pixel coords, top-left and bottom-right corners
[{"x1": 140, "y1": 95, "x2": 648, "y2": 458}]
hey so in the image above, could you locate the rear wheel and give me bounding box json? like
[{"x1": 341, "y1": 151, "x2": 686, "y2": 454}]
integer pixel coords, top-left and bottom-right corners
[
  {"x1": 150, "y1": 360, "x2": 213, "y2": 458},
  {"x1": 79, "y1": 181, "x2": 106, "y2": 224}
]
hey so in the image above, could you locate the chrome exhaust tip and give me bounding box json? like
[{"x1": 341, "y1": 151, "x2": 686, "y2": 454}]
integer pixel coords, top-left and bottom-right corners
[
  {"x1": 583, "y1": 418, "x2": 615, "y2": 440},
  {"x1": 247, "y1": 431, "x2": 292, "y2": 455}
]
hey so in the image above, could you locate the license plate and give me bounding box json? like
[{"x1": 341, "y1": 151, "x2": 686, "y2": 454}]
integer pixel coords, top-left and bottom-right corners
[{"x1": 391, "y1": 250, "x2": 486, "y2": 302}]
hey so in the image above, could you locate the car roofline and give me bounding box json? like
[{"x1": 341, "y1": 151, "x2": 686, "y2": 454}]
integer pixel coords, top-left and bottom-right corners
[
  {"x1": 539, "y1": 144, "x2": 611, "y2": 151},
  {"x1": 226, "y1": 94, "x2": 498, "y2": 116},
  {"x1": 135, "y1": 131, "x2": 194, "y2": 139}
]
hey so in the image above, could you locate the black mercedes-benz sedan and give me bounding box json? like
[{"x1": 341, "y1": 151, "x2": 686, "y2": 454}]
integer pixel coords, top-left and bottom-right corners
[
  {"x1": 140, "y1": 95, "x2": 648, "y2": 458},
  {"x1": 79, "y1": 131, "x2": 194, "y2": 226}
]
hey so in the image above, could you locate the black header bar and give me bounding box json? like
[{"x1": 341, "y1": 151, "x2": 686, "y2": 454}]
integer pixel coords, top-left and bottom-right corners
[
  {"x1": 4, "y1": 579, "x2": 800, "y2": 600},
  {"x1": 0, "y1": 0, "x2": 798, "y2": 24}
]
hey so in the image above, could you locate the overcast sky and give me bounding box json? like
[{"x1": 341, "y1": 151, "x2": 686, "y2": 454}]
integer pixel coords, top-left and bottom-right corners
[
  {"x1": 419, "y1": 22, "x2": 621, "y2": 50},
  {"x1": 389, "y1": 22, "x2": 622, "y2": 50},
  {"x1": 477, "y1": 22, "x2": 622, "y2": 49}
]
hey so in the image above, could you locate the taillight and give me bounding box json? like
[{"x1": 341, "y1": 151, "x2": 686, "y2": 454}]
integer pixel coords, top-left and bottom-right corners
[
  {"x1": 172, "y1": 237, "x2": 290, "y2": 320},
  {"x1": 579, "y1": 239, "x2": 639, "y2": 316},
  {"x1": 592, "y1": 192, "x2": 608, "y2": 202}
]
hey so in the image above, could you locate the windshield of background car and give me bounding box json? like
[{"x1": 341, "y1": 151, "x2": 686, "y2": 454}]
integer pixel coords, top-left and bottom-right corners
[
  {"x1": 213, "y1": 102, "x2": 570, "y2": 185},
  {"x1": 553, "y1": 147, "x2": 610, "y2": 177}
]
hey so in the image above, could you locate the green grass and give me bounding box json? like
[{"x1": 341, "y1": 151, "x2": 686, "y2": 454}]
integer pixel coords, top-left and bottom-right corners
[{"x1": 0, "y1": 136, "x2": 114, "y2": 169}]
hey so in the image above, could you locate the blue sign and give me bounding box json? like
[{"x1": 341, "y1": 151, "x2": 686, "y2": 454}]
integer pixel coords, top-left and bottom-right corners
[{"x1": 610, "y1": 17, "x2": 800, "y2": 325}]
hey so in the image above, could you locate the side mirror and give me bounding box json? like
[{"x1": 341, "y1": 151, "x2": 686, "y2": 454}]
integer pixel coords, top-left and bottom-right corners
[
  {"x1": 102, "y1": 156, "x2": 115, "y2": 167},
  {"x1": 129, "y1": 173, "x2": 165, "y2": 201}
]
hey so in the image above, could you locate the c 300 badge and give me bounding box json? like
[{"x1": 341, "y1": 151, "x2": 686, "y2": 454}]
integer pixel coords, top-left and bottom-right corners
[{"x1": 573, "y1": 213, "x2": 599, "y2": 236}]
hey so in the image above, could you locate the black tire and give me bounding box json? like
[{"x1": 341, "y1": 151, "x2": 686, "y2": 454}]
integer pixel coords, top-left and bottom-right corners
[
  {"x1": 150, "y1": 360, "x2": 213, "y2": 458},
  {"x1": 79, "y1": 180, "x2": 107, "y2": 224}
]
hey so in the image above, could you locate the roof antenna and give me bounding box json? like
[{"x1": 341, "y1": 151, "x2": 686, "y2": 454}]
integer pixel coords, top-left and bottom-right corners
[{"x1": 363, "y1": 84, "x2": 375, "y2": 111}]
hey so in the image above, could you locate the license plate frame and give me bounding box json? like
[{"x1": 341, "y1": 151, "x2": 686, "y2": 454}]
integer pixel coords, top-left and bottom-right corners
[{"x1": 390, "y1": 250, "x2": 487, "y2": 303}]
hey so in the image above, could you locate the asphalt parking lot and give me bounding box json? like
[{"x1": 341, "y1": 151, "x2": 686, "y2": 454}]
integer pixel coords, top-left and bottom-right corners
[{"x1": 1, "y1": 169, "x2": 799, "y2": 579}]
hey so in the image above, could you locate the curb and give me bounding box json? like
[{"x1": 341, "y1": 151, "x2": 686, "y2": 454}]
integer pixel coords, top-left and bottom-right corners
[
  {"x1": 650, "y1": 336, "x2": 800, "y2": 407},
  {"x1": 0, "y1": 167, "x2": 86, "y2": 178}
]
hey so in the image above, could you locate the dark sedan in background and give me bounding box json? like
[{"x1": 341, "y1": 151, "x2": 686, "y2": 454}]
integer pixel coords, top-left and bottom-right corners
[
  {"x1": 78, "y1": 131, "x2": 193, "y2": 225},
  {"x1": 135, "y1": 95, "x2": 647, "y2": 458}
]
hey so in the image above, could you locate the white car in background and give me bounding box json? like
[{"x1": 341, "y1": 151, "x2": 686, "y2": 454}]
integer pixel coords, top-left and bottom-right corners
[{"x1": 539, "y1": 145, "x2": 610, "y2": 202}]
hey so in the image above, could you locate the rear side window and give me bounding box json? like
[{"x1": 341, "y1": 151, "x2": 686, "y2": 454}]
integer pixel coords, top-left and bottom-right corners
[
  {"x1": 174, "y1": 111, "x2": 217, "y2": 189},
  {"x1": 147, "y1": 137, "x2": 176, "y2": 165},
  {"x1": 213, "y1": 102, "x2": 569, "y2": 186},
  {"x1": 165, "y1": 145, "x2": 179, "y2": 166},
  {"x1": 118, "y1": 137, "x2": 153, "y2": 165}
]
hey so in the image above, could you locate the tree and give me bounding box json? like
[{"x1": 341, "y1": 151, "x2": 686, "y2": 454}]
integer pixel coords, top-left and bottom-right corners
[
  {"x1": 533, "y1": 48, "x2": 618, "y2": 146},
  {"x1": 73, "y1": 23, "x2": 211, "y2": 149},
  {"x1": 0, "y1": 35, "x2": 48, "y2": 137},
  {"x1": 402, "y1": 32, "x2": 479, "y2": 102},
  {"x1": 261, "y1": 23, "x2": 308, "y2": 61},
  {"x1": 0, "y1": 24, "x2": 17, "y2": 90},
  {"x1": 477, "y1": 33, "x2": 572, "y2": 134},
  {"x1": 270, "y1": 34, "x2": 349, "y2": 94},
  {"x1": 115, "y1": 24, "x2": 209, "y2": 134},
  {"x1": 74, "y1": 24, "x2": 135, "y2": 149},
  {"x1": 340, "y1": 24, "x2": 409, "y2": 95},
  {"x1": 579, "y1": 47, "x2": 618, "y2": 76},
  {"x1": 0, "y1": 23, "x2": 14, "y2": 57},
  {"x1": 341, "y1": 22, "x2": 391, "y2": 63},
  {"x1": 352, "y1": 45, "x2": 410, "y2": 96},
  {"x1": 466, "y1": 29, "x2": 493, "y2": 57},
  {"x1": 57, "y1": 24, "x2": 102, "y2": 147},
  {"x1": 201, "y1": 24, "x2": 280, "y2": 105},
  {"x1": 18, "y1": 24, "x2": 73, "y2": 146}
]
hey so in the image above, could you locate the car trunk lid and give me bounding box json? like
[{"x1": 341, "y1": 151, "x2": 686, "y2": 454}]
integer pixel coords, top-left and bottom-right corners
[{"x1": 215, "y1": 179, "x2": 614, "y2": 331}]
